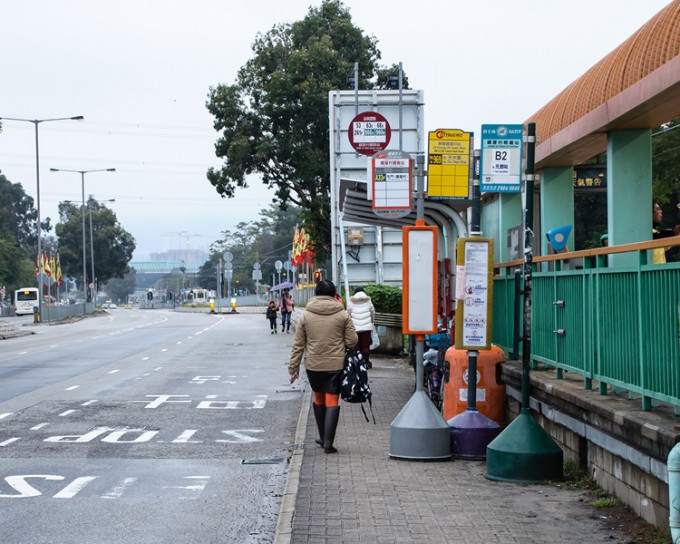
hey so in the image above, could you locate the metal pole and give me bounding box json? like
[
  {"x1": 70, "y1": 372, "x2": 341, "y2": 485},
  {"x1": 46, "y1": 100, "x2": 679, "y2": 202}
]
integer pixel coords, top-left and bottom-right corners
[
  {"x1": 33, "y1": 122, "x2": 44, "y2": 321},
  {"x1": 81, "y1": 172, "x2": 88, "y2": 312},
  {"x1": 88, "y1": 197, "x2": 95, "y2": 302},
  {"x1": 398, "y1": 62, "x2": 403, "y2": 152},
  {"x1": 521, "y1": 122, "x2": 536, "y2": 412}
]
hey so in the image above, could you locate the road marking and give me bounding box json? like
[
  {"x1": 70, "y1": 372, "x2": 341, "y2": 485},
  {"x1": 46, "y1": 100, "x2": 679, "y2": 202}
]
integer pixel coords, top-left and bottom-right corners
[
  {"x1": 30, "y1": 423, "x2": 49, "y2": 430},
  {"x1": 0, "y1": 413, "x2": 12, "y2": 420},
  {"x1": 142, "y1": 356, "x2": 150, "y2": 361},
  {"x1": 162, "y1": 476, "x2": 210, "y2": 493},
  {"x1": 17, "y1": 351, "x2": 28, "y2": 355},
  {"x1": 65, "y1": 386, "x2": 80, "y2": 391},
  {"x1": 54, "y1": 476, "x2": 97, "y2": 499},
  {"x1": 153, "y1": 367, "x2": 163, "y2": 371},
  {"x1": 0, "y1": 438, "x2": 21, "y2": 447},
  {"x1": 101, "y1": 477, "x2": 137, "y2": 499},
  {"x1": 81, "y1": 400, "x2": 98, "y2": 406},
  {"x1": 176, "y1": 341, "x2": 183, "y2": 345},
  {"x1": 108, "y1": 369, "x2": 120, "y2": 374},
  {"x1": 161, "y1": 348, "x2": 167, "y2": 352},
  {"x1": 59, "y1": 410, "x2": 76, "y2": 417}
]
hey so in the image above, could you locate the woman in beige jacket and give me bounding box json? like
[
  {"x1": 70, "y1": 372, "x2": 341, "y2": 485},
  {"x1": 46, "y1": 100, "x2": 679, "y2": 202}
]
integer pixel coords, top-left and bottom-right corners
[{"x1": 289, "y1": 280, "x2": 358, "y2": 453}]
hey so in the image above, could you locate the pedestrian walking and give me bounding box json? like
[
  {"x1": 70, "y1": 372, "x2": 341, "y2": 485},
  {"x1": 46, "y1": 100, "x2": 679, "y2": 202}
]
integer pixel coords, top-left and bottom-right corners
[
  {"x1": 289, "y1": 280, "x2": 358, "y2": 454},
  {"x1": 266, "y1": 300, "x2": 278, "y2": 334},
  {"x1": 279, "y1": 288, "x2": 294, "y2": 333},
  {"x1": 346, "y1": 287, "x2": 376, "y2": 369}
]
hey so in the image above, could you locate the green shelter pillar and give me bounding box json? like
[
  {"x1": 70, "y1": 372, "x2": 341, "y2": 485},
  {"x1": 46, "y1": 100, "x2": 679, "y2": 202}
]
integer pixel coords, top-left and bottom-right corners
[
  {"x1": 540, "y1": 167, "x2": 574, "y2": 261},
  {"x1": 607, "y1": 129, "x2": 652, "y2": 267}
]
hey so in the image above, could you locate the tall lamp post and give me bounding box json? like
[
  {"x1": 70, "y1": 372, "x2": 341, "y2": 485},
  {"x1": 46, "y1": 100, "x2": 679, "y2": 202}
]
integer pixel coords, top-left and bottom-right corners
[
  {"x1": 50, "y1": 168, "x2": 115, "y2": 312},
  {"x1": 0, "y1": 115, "x2": 84, "y2": 321}
]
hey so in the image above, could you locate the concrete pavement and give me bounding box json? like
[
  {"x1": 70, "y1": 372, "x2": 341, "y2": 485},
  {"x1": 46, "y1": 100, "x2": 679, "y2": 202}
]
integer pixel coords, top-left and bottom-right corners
[{"x1": 275, "y1": 354, "x2": 636, "y2": 544}]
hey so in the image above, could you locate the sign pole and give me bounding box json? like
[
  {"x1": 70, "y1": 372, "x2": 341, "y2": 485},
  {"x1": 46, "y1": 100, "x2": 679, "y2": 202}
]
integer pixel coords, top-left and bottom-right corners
[
  {"x1": 485, "y1": 122, "x2": 564, "y2": 482},
  {"x1": 448, "y1": 149, "x2": 501, "y2": 459},
  {"x1": 390, "y1": 154, "x2": 450, "y2": 460}
]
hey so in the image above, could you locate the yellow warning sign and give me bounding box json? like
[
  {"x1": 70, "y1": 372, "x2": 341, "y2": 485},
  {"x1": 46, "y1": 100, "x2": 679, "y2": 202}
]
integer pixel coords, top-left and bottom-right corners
[{"x1": 427, "y1": 129, "x2": 471, "y2": 199}]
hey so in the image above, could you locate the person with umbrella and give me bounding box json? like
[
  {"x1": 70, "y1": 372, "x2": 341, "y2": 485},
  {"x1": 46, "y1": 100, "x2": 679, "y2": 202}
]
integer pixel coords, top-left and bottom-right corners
[{"x1": 279, "y1": 288, "x2": 295, "y2": 333}]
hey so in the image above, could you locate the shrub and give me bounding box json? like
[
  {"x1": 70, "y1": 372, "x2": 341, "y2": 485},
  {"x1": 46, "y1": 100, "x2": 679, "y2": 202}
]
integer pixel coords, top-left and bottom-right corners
[{"x1": 362, "y1": 284, "x2": 402, "y2": 314}]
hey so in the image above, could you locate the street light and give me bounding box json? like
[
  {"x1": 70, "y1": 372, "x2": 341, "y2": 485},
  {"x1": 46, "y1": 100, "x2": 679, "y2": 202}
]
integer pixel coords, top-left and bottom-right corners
[
  {"x1": 0, "y1": 115, "x2": 84, "y2": 320},
  {"x1": 50, "y1": 168, "x2": 115, "y2": 312}
]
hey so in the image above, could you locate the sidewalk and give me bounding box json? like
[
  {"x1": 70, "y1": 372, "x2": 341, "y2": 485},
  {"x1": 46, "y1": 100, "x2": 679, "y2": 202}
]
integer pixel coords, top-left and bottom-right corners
[{"x1": 275, "y1": 354, "x2": 636, "y2": 544}]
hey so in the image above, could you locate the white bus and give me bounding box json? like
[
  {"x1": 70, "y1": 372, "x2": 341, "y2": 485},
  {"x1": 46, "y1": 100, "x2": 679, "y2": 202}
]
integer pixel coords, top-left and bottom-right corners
[{"x1": 14, "y1": 288, "x2": 39, "y2": 315}]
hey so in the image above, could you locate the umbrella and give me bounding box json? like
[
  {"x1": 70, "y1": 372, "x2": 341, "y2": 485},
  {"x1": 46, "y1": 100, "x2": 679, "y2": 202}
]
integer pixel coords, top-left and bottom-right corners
[{"x1": 270, "y1": 282, "x2": 296, "y2": 291}]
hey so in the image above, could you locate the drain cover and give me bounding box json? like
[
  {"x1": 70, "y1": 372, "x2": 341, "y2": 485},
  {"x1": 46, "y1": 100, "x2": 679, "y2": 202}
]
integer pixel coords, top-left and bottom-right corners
[{"x1": 241, "y1": 457, "x2": 285, "y2": 465}]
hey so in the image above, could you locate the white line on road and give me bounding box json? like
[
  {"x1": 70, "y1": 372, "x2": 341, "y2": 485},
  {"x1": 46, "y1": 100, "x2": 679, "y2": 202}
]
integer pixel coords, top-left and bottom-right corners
[
  {"x1": 81, "y1": 400, "x2": 98, "y2": 406},
  {"x1": 65, "y1": 386, "x2": 80, "y2": 391},
  {"x1": 59, "y1": 410, "x2": 76, "y2": 417},
  {"x1": 54, "y1": 476, "x2": 98, "y2": 499},
  {"x1": 30, "y1": 423, "x2": 49, "y2": 430},
  {"x1": 161, "y1": 348, "x2": 167, "y2": 352},
  {"x1": 0, "y1": 438, "x2": 21, "y2": 447},
  {"x1": 142, "y1": 357, "x2": 150, "y2": 361},
  {"x1": 153, "y1": 367, "x2": 163, "y2": 371},
  {"x1": 108, "y1": 369, "x2": 120, "y2": 374},
  {"x1": 101, "y1": 477, "x2": 137, "y2": 499},
  {"x1": 0, "y1": 413, "x2": 12, "y2": 420}
]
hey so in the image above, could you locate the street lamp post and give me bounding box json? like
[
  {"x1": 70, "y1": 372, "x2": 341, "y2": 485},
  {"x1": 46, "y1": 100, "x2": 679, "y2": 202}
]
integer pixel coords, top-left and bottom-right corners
[
  {"x1": 0, "y1": 115, "x2": 84, "y2": 321},
  {"x1": 50, "y1": 168, "x2": 115, "y2": 313}
]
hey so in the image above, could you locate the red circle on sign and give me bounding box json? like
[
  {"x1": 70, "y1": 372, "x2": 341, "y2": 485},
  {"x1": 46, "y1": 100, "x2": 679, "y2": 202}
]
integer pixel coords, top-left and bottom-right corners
[{"x1": 348, "y1": 112, "x2": 391, "y2": 156}]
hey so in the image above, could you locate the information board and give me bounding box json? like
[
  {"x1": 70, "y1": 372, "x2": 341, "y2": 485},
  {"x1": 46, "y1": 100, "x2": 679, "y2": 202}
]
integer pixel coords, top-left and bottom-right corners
[
  {"x1": 371, "y1": 151, "x2": 412, "y2": 218},
  {"x1": 454, "y1": 237, "x2": 494, "y2": 350},
  {"x1": 427, "y1": 129, "x2": 471, "y2": 199},
  {"x1": 480, "y1": 124, "x2": 523, "y2": 193}
]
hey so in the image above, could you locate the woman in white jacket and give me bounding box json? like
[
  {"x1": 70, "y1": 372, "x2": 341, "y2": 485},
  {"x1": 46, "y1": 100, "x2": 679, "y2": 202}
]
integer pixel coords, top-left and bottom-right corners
[{"x1": 346, "y1": 287, "x2": 375, "y2": 369}]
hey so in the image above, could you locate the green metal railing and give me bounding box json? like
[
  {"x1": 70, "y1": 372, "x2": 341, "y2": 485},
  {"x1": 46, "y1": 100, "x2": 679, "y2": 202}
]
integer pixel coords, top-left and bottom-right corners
[{"x1": 493, "y1": 238, "x2": 680, "y2": 411}]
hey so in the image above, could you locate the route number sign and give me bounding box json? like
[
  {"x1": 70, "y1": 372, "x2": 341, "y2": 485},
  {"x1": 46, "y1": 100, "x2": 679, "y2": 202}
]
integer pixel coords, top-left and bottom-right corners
[
  {"x1": 480, "y1": 124, "x2": 523, "y2": 193},
  {"x1": 348, "y1": 112, "x2": 392, "y2": 156}
]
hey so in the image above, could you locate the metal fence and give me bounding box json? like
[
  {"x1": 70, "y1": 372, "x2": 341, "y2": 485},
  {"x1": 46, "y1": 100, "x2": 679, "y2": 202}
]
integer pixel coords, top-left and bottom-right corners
[{"x1": 493, "y1": 238, "x2": 680, "y2": 412}]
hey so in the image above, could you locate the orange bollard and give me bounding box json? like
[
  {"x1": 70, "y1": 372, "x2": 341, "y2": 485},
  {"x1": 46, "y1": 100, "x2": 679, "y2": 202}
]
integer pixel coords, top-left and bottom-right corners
[{"x1": 442, "y1": 345, "x2": 507, "y2": 426}]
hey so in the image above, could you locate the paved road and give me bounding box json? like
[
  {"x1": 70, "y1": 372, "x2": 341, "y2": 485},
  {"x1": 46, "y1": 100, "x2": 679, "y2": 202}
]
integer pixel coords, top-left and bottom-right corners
[{"x1": 0, "y1": 309, "x2": 301, "y2": 543}]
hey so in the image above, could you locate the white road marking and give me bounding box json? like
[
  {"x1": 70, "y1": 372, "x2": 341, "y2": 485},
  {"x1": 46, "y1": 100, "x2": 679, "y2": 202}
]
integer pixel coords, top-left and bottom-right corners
[
  {"x1": 30, "y1": 423, "x2": 49, "y2": 430},
  {"x1": 81, "y1": 400, "x2": 98, "y2": 406},
  {"x1": 153, "y1": 367, "x2": 163, "y2": 371},
  {"x1": 0, "y1": 413, "x2": 12, "y2": 420},
  {"x1": 142, "y1": 356, "x2": 150, "y2": 361},
  {"x1": 0, "y1": 438, "x2": 21, "y2": 447},
  {"x1": 65, "y1": 386, "x2": 80, "y2": 391},
  {"x1": 59, "y1": 410, "x2": 76, "y2": 417},
  {"x1": 108, "y1": 369, "x2": 120, "y2": 374},
  {"x1": 101, "y1": 477, "x2": 137, "y2": 499},
  {"x1": 54, "y1": 476, "x2": 97, "y2": 499}
]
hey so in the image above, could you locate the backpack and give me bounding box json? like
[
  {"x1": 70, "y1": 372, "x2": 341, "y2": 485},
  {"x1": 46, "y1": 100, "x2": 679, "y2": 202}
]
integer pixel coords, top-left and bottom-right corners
[{"x1": 340, "y1": 348, "x2": 375, "y2": 423}]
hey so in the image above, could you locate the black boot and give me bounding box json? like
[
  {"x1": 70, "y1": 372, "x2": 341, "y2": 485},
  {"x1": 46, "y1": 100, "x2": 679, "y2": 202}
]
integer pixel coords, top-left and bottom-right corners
[
  {"x1": 312, "y1": 403, "x2": 326, "y2": 447},
  {"x1": 323, "y1": 406, "x2": 340, "y2": 454}
]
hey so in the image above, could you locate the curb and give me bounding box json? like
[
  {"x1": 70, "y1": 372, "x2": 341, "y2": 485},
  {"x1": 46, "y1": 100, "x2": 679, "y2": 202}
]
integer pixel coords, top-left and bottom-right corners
[{"x1": 273, "y1": 379, "x2": 311, "y2": 544}]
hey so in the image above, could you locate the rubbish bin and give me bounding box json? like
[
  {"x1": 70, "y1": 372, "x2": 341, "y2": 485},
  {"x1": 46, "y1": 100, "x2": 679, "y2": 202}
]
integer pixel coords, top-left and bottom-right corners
[{"x1": 442, "y1": 345, "x2": 507, "y2": 426}]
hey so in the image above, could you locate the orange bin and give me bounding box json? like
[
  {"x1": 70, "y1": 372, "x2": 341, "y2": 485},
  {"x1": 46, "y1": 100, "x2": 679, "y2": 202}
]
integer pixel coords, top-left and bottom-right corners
[{"x1": 442, "y1": 345, "x2": 507, "y2": 426}]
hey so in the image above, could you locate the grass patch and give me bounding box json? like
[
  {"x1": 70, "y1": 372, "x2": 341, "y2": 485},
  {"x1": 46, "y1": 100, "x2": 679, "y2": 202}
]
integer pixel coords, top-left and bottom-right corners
[{"x1": 590, "y1": 496, "x2": 621, "y2": 508}]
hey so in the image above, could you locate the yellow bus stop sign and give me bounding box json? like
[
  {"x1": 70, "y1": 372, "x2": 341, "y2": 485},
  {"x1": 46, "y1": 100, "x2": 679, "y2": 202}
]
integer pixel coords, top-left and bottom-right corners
[{"x1": 427, "y1": 129, "x2": 471, "y2": 199}]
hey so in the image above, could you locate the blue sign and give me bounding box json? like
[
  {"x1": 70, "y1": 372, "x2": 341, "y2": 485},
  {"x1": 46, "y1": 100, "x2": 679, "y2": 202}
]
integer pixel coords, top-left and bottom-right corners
[{"x1": 480, "y1": 124, "x2": 524, "y2": 193}]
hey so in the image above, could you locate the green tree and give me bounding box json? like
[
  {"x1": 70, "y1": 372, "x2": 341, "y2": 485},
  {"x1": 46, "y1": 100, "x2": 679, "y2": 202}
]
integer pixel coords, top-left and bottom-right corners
[
  {"x1": 0, "y1": 174, "x2": 38, "y2": 249},
  {"x1": 103, "y1": 269, "x2": 137, "y2": 304},
  {"x1": 55, "y1": 198, "x2": 136, "y2": 287},
  {"x1": 206, "y1": 0, "x2": 404, "y2": 260}
]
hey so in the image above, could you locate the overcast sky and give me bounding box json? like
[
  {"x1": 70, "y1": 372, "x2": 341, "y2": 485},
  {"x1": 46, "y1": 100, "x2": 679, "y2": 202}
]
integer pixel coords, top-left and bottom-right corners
[{"x1": 0, "y1": 0, "x2": 672, "y2": 260}]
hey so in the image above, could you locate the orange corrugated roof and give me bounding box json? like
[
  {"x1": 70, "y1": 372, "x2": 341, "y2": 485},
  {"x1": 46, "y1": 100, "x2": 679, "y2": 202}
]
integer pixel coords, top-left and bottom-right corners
[{"x1": 529, "y1": 0, "x2": 680, "y2": 144}]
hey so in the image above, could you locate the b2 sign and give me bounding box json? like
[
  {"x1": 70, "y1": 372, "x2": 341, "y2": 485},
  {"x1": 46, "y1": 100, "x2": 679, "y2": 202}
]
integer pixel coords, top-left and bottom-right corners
[{"x1": 480, "y1": 124, "x2": 523, "y2": 193}]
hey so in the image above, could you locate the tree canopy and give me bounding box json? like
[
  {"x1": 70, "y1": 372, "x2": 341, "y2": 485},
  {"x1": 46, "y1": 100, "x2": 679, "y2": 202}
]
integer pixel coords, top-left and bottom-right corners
[
  {"x1": 206, "y1": 0, "x2": 405, "y2": 260},
  {"x1": 55, "y1": 198, "x2": 136, "y2": 287}
]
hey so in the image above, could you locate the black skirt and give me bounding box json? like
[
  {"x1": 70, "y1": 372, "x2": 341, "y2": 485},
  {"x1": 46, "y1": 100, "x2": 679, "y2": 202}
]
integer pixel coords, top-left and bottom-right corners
[{"x1": 306, "y1": 369, "x2": 343, "y2": 394}]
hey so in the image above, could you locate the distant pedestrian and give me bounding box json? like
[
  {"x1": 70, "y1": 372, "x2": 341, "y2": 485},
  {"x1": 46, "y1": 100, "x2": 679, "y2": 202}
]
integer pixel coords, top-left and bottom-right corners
[
  {"x1": 279, "y1": 288, "x2": 294, "y2": 333},
  {"x1": 347, "y1": 287, "x2": 376, "y2": 369},
  {"x1": 289, "y1": 280, "x2": 358, "y2": 454},
  {"x1": 652, "y1": 201, "x2": 680, "y2": 264},
  {"x1": 266, "y1": 300, "x2": 278, "y2": 334}
]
